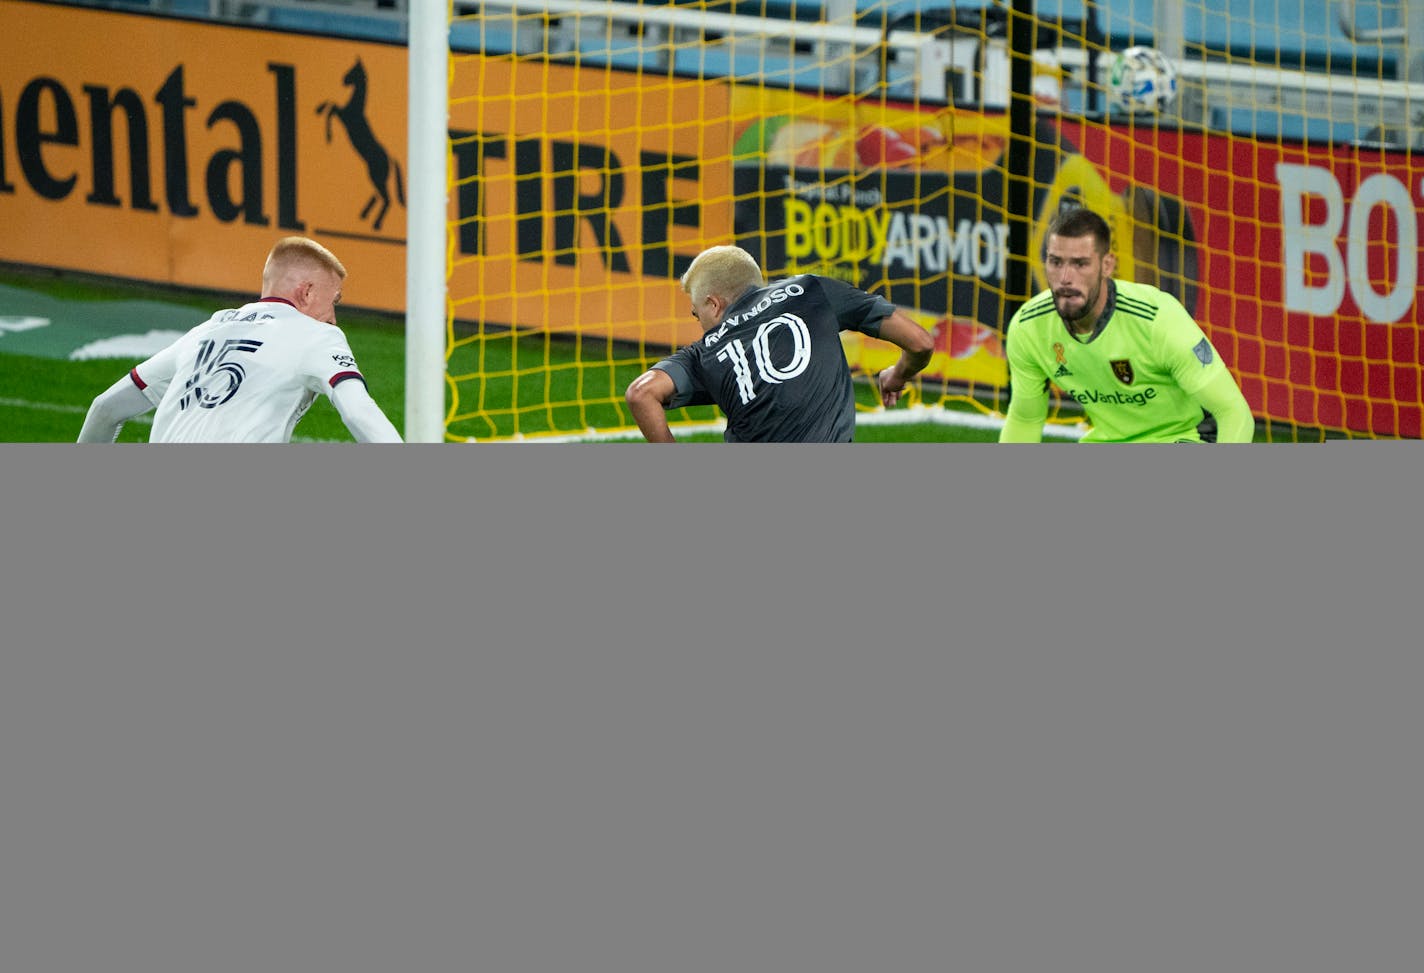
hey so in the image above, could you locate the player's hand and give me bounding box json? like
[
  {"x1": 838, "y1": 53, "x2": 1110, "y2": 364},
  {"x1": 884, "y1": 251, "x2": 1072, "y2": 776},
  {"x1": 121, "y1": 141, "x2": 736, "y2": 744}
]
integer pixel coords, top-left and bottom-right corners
[{"x1": 876, "y1": 367, "x2": 908, "y2": 408}]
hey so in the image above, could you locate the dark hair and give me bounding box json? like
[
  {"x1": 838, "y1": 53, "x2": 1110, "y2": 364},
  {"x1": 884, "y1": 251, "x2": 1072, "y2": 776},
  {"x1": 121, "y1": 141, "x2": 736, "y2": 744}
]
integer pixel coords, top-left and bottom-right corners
[{"x1": 1045, "y1": 207, "x2": 1112, "y2": 255}]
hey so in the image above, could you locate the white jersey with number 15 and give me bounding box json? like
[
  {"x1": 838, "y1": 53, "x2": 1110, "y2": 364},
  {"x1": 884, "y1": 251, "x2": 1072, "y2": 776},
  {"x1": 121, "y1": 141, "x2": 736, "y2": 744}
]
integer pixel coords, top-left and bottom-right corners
[{"x1": 132, "y1": 298, "x2": 369, "y2": 443}]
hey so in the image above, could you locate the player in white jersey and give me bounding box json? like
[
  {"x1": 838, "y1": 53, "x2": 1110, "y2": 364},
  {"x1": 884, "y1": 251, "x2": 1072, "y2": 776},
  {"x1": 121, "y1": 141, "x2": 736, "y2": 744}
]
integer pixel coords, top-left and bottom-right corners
[{"x1": 78, "y1": 237, "x2": 401, "y2": 443}]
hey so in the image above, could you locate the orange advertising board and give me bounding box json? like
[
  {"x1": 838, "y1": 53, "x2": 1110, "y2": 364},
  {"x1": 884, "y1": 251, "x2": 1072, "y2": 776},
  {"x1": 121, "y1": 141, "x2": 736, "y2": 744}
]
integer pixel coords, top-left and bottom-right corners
[
  {"x1": 446, "y1": 56, "x2": 733, "y2": 346},
  {"x1": 0, "y1": 2, "x2": 732, "y2": 342},
  {"x1": 1, "y1": 2, "x2": 413, "y2": 311}
]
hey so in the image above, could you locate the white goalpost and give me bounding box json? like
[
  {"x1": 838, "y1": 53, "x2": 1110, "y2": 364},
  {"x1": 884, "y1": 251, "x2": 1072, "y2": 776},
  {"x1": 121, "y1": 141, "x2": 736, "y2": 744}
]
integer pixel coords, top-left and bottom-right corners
[
  {"x1": 399, "y1": 0, "x2": 961, "y2": 443},
  {"x1": 405, "y1": 0, "x2": 449, "y2": 443}
]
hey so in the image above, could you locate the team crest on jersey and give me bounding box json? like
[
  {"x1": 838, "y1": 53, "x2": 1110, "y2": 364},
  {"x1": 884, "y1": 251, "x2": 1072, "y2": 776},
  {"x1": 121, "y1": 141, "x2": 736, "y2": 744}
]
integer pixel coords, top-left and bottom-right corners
[
  {"x1": 1053, "y1": 342, "x2": 1072, "y2": 377},
  {"x1": 1193, "y1": 338, "x2": 1214, "y2": 365},
  {"x1": 1110, "y1": 359, "x2": 1135, "y2": 384}
]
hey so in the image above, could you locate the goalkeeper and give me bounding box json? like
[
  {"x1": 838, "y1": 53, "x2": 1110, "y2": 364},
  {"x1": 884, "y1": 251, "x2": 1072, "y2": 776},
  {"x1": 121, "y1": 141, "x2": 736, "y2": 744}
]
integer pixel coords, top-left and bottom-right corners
[{"x1": 998, "y1": 207, "x2": 1254, "y2": 443}]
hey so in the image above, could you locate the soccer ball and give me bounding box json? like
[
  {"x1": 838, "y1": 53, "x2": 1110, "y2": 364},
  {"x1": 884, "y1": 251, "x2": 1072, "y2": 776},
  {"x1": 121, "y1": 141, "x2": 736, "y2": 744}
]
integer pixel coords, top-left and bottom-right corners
[{"x1": 1108, "y1": 46, "x2": 1177, "y2": 114}]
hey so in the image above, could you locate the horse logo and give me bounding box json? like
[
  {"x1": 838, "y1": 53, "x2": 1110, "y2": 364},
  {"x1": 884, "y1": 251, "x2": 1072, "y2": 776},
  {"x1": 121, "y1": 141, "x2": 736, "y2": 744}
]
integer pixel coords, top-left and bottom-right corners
[{"x1": 316, "y1": 58, "x2": 405, "y2": 231}]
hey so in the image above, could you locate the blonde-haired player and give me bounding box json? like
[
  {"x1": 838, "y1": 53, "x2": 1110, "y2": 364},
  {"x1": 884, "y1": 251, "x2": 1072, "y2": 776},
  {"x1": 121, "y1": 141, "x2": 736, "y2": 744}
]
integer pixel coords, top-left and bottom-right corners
[
  {"x1": 78, "y1": 237, "x2": 401, "y2": 443},
  {"x1": 625, "y1": 245, "x2": 933, "y2": 442}
]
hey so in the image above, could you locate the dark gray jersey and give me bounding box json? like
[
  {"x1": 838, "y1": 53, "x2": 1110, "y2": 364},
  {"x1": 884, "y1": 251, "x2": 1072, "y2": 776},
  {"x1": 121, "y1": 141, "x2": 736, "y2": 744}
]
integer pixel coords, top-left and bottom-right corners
[{"x1": 653, "y1": 275, "x2": 894, "y2": 442}]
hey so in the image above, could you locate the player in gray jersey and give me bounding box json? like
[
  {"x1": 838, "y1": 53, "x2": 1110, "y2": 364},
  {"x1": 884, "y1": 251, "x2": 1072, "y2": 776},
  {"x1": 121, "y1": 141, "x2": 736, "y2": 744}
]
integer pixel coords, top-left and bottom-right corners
[{"x1": 625, "y1": 245, "x2": 934, "y2": 442}]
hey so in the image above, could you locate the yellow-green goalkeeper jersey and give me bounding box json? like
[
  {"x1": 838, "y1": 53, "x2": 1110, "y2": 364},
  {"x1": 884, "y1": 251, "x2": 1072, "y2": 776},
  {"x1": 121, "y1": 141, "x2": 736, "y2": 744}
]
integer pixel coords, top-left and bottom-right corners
[{"x1": 1003, "y1": 279, "x2": 1233, "y2": 443}]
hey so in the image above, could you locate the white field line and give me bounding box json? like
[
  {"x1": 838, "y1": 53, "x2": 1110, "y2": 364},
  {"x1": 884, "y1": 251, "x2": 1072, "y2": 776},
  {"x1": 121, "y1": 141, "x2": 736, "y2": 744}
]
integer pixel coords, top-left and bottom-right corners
[
  {"x1": 5, "y1": 397, "x2": 1087, "y2": 443},
  {"x1": 1, "y1": 396, "x2": 154, "y2": 429},
  {"x1": 1, "y1": 397, "x2": 102, "y2": 416},
  {"x1": 493, "y1": 404, "x2": 1088, "y2": 442},
  {"x1": 0, "y1": 397, "x2": 347, "y2": 442}
]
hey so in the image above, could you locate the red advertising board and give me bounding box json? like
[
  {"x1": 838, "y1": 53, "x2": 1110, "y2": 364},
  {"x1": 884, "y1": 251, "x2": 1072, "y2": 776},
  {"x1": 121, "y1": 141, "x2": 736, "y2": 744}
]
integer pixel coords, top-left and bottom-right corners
[{"x1": 1060, "y1": 119, "x2": 1424, "y2": 437}]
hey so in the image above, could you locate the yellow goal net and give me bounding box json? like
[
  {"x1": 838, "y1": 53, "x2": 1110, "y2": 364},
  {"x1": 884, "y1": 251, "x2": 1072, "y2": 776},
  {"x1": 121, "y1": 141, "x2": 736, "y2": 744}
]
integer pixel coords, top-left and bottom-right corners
[{"x1": 408, "y1": 0, "x2": 1424, "y2": 441}]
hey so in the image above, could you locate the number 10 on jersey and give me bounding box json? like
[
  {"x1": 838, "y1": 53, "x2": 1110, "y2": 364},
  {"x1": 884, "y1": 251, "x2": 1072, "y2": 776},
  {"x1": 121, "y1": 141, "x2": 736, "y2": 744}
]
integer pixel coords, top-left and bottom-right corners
[{"x1": 713, "y1": 314, "x2": 812, "y2": 404}]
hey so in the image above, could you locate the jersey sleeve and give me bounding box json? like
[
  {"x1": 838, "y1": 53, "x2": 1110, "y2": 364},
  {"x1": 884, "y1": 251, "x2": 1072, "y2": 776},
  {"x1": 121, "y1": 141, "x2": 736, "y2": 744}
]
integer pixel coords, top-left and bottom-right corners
[
  {"x1": 651, "y1": 346, "x2": 712, "y2": 409},
  {"x1": 998, "y1": 311, "x2": 1051, "y2": 442},
  {"x1": 77, "y1": 375, "x2": 157, "y2": 442},
  {"x1": 1154, "y1": 293, "x2": 1234, "y2": 396},
  {"x1": 1193, "y1": 368, "x2": 1255, "y2": 442},
  {"x1": 330, "y1": 379, "x2": 403, "y2": 442},
  {"x1": 130, "y1": 336, "x2": 188, "y2": 406},
  {"x1": 816, "y1": 277, "x2": 896, "y2": 338},
  {"x1": 305, "y1": 326, "x2": 367, "y2": 395}
]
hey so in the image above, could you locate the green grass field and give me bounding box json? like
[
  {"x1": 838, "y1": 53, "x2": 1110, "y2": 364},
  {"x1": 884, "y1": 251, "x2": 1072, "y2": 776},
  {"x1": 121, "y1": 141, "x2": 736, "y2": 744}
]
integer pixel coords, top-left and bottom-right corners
[
  {"x1": 0, "y1": 264, "x2": 1023, "y2": 443},
  {"x1": 5, "y1": 263, "x2": 1315, "y2": 443}
]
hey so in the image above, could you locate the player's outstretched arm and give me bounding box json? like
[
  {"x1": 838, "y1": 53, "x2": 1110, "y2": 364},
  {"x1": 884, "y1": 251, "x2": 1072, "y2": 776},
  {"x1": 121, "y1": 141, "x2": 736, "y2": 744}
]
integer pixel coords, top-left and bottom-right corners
[
  {"x1": 625, "y1": 369, "x2": 679, "y2": 442},
  {"x1": 998, "y1": 403, "x2": 1048, "y2": 442},
  {"x1": 77, "y1": 376, "x2": 155, "y2": 443},
  {"x1": 1194, "y1": 369, "x2": 1255, "y2": 443},
  {"x1": 873, "y1": 310, "x2": 935, "y2": 408},
  {"x1": 330, "y1": 380, "x2": 403, "y2": 442},
  {"x1": 998, "y1": 335, "x2": 1049, "y2": 443}
]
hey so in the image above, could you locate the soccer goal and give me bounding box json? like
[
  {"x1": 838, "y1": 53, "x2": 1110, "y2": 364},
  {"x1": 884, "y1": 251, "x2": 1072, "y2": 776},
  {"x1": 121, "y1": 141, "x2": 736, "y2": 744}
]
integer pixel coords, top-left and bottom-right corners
[
  {"x1": 406, "y1": 0, "x2": 1424, "y2": 442},
  {"x1": 405, "y1": 0, "x2": 969, "y2": 442}
]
